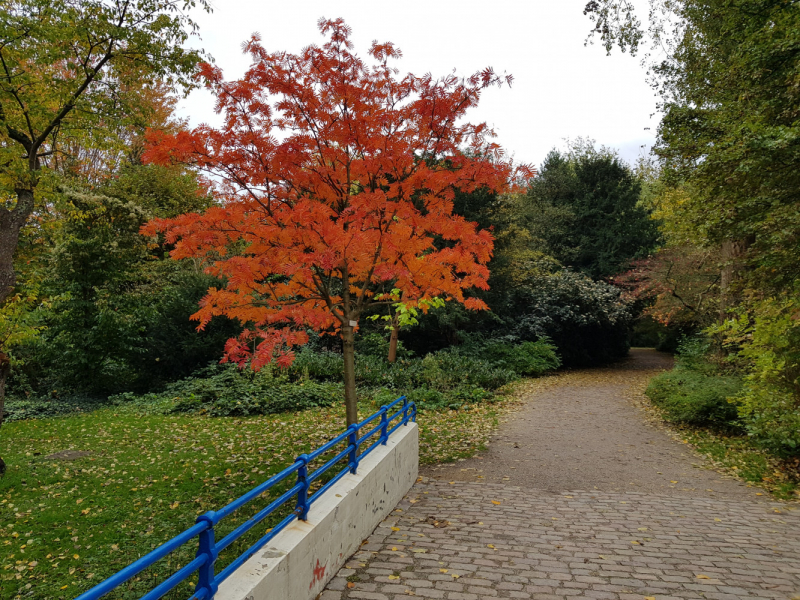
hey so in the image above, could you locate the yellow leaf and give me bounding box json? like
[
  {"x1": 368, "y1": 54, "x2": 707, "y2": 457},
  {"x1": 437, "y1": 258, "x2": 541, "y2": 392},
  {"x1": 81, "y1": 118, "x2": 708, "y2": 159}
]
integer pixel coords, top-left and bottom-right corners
[
  {"x1": 388, "y1": 575, "x2": 399, "y2": 580},
  {"x1": 391, "y1": 527, "x2": 400, "y2": 531},
  {"x1": 451, "y1": 574, "x2": 459, "y2": 579},
  {"x1": 439, "y1": 569, "x2": 448, "y2": 573},
  {"x1": 392, "y1": 547, "x2": 397, "y2": 551},
  {"x1": 696, "y1": 574, "x2": 710, "y2": 579},
  {"x1": 72, "y1": 555, "x2": 79, "y2": 560},
  {"x1": 60, "y1": 586, "x2": 68, "y2": 590},
  {"x1": 81, "y1": 508, "x2": 91, "y2": 515},
  {"x1": 347, "y1": 582, "x2": 355, "y2": 589},
  {"x1": 491, "y1": 500, "x2": 501, "y2": 505},
  {"x1": 487, "y1": 544, "x2": 495, "y2": 548},
  {"x1": 714, "y1": 518, "x2": 722, "y2": 522},
  {"x1": 75, "y1": 499, "x2": 83, "y2": 505}
]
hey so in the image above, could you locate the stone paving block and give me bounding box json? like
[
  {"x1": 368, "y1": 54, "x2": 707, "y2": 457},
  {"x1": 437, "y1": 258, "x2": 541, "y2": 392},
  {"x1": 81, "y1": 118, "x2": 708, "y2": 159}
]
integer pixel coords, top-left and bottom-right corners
[{"x1": 324, "y1": 481, "x2": 800, "y2": 600}]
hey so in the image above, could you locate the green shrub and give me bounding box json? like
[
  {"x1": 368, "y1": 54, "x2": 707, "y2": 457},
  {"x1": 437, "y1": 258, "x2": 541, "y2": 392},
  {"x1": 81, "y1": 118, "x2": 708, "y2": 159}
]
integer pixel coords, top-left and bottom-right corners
[
  {"x1": 404, "y1": 384, "x2": 494, "y2": 411},
  {"x1": 3, "y1": 396, "x2": 107, "y2": 422},
  {"x1": 645, "y1": 370, "x2": 741, "y2": 426},
  {"x1": 455, "y1": 337, "x2": 561, "y2": 376},
  {"x1": 711, "y1": 294, "x2": 800, "y2": 457},
  {"x1": 108, "y1": 362, "x2": 340, "y2": 417}
]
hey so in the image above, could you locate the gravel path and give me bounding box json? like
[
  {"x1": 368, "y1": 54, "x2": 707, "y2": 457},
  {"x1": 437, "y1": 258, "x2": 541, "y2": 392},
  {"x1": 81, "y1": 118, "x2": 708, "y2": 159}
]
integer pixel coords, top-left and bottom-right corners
[{"x1": 323, "y1": 349, "x2": 800, "y2": 599}]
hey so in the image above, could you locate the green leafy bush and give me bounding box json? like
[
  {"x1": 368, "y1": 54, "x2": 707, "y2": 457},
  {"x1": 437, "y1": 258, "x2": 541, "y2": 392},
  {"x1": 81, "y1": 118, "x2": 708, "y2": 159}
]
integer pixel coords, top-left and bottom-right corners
[
  {"x1": 645, "y1": 370, "x2": 741, "y2": 426},
  {"x1": 454, "y1": 337, "x2": 561, "y2": 376},
  {"x1": 3, "y1": 396, "x2": 108, "y2": 422},
  {"x1": 711, "y1": 294, "x2": 800, "y2": 457},
  {"x1": 109, "y1": 363, "x2": 341, "y2": 417},
  {"x1": 506, "y1": 270, "x2": 632, "y2": 366},
  {"x1": 404, "y1": 384, "x2": 495, "y2": 411}
]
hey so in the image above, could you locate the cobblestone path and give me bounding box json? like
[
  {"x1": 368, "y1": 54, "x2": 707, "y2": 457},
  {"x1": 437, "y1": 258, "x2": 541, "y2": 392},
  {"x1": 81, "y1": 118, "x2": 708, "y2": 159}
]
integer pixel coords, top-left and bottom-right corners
[{"x1": 323, "y1": 352, "x2": 800, "y2": 599}]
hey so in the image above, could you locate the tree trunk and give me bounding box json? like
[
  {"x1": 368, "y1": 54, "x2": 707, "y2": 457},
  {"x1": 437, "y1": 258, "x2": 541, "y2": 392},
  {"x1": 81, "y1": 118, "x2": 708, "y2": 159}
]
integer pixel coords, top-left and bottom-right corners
[
  {"x1": 0, "y1": 350, "x2": 8, "y2": 427},
  {"x1": 718, "y1": 237, "x2": 752, "y2": 321},
  {"x1": 342, "y1": 324, "x2": 358, "y2": 426},
  {"x1": 387, "y1": 316, "x2": 400, "y2": 363},
  {"x1": 0, "y1": 188, "x2": 36, "y2": 305},
  {"x1": 0, "y1": 351, "x2": 9, "y2": 477}
]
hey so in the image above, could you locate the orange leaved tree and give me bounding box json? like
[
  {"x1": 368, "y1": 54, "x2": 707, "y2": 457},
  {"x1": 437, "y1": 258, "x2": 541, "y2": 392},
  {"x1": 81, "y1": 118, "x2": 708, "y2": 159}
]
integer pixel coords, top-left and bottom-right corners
[{"x1": 143, "y1": 19, "x2": 528, "y2": 425}]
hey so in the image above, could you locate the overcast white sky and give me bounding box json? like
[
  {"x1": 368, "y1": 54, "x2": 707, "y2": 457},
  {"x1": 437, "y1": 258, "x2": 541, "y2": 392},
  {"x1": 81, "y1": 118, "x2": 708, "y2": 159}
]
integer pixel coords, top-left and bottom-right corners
[{"x1": 177, "y1": 0, "x2": 657, "y2": 170}]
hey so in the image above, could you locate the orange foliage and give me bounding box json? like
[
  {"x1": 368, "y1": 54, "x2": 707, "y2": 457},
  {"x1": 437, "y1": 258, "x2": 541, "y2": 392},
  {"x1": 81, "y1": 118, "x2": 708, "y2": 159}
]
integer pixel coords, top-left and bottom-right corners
[{"x1": 143, "y1": 19, "x2": 530, "y2": 369}]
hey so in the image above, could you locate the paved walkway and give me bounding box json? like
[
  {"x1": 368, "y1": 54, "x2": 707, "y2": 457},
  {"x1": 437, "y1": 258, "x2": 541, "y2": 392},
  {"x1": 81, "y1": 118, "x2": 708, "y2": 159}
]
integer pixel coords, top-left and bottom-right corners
[{"x1": 323, "y1": 350, "x2": 800, "y2": 599}]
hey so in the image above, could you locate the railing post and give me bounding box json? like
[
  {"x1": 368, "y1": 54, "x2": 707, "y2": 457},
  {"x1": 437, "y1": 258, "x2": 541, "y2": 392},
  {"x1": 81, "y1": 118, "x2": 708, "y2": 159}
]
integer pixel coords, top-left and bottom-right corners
[
  {"x1": 402, "y1": 397, "x2": 409, "y2": 425},
  {"x1": 195, "y1": 512, "x2": 218, "y2": 599},
  {"x1": 295, "y1": 454, "x2": 310, "y2": 521},
  {"x1": 380, "y1": 406, "x2": 389, "y2": 445},
  {"x1": 347, "y1": 424, "x2": 359, "y2": 474}
]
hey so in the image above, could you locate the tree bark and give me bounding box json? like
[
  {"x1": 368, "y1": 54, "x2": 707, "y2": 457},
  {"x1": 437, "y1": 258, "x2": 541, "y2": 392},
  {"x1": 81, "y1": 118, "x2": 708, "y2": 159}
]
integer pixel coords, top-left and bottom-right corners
[
  {"x1": 387, "y1": 316, "x2": 400, "y2": 363},
  {"x1": 718, "y1": 237, "x2": 752, "y2": 321},
  {"x1": 0, "y1": 188, "x2": 36, "y2": 304},
  {"x1": 0, "y1": 351, "x2": 9, "y2": 429},
  {"x1": 342, "y1": 324, "x2": 358, "y2": 426},
  {"x1": 0, "y1": 350, "x2": 9, "y2": 476}
]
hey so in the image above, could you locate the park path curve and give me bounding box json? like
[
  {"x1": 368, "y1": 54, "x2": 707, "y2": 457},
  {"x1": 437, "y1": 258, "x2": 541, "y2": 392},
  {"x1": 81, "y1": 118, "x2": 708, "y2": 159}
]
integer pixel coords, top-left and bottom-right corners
[{"x1": 323, "y1": 349, "x2": 800, "y2": 600}]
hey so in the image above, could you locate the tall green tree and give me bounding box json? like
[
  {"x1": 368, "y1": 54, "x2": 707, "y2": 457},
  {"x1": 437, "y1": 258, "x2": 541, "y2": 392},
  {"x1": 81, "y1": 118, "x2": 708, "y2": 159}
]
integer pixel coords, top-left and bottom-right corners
[
  {"x1": 527, "y1": 142, "x2": 659, "y2": 280},
  {"x1": 0, "y1": 0, "x2": 208, "y2": 306},
  {"x1": 0, "y1": 0, "x2": 209, "y2": 444},
  {"x1": 586, "y1": 0, "x2": 800, "y2": 456}
]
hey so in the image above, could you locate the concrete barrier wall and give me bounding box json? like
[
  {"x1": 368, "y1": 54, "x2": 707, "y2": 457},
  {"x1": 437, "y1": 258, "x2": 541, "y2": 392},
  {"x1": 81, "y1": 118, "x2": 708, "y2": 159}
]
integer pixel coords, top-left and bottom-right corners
[{"x1": 216, "y1": 422, "x2": 419, "y2": 600}]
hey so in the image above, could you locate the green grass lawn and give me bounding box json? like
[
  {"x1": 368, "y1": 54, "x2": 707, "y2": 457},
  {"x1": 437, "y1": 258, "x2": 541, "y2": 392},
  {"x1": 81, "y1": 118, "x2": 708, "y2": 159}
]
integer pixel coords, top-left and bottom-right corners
[{"x1": 0, "y1": 396, "x2": 510, "y2": 600}]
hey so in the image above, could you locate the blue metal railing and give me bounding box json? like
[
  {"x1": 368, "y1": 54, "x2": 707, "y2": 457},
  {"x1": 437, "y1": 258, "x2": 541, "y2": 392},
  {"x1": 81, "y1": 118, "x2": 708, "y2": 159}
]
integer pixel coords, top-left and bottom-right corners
[{"x1": 75, "y1": 396, "x2": 416, "y2": 600}]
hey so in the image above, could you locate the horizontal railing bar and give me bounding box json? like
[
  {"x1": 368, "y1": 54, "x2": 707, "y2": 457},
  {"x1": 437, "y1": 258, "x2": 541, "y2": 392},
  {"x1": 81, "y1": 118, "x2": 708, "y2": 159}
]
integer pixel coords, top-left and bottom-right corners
[
  {"x1": 74, "y1": 521, "x2": 210, "y2": 600},
  {"x1": 308, "y1": 445, "x2": 352, "y2": 485},
  {"x1": 383, "y1": 395, "x2": 406, "y2": 412},
  {"x1": 215, "y1": 461, "x2": 302, "y2": 522},
  {"x1": 357, "y1": 409, "x2": 383, "y2": 429},
  {"x1": 357, "y1": 437, "x2": 383, "y2": 463},
  {"x1": 216, "y1": 482, "x2": 304, "y2": 553},
  {"x1": 307, "y1": 429, "x2": 351, "y2": 462},
  {"x1": 187, "y1": 586, "x2": 209, "y2": 600},
  {"x1": 388, "y1": 418, "x2": 406, "y2": 437},
  {"x1": 308, "y1": 463, "x2": 351, "y2": 506},
  {"x1": 387, "y1": 407, "x2": 405, "y2": 424},
  {"x1": 357, "y1": 421, "x2": 382, "y2": 446},
  {"x1": 215, "y1": 509, "x2": 299, "y2": 584},
  {"x1": 139, "y1": 554, "x2": 208, "y2": 600}
]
